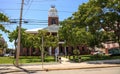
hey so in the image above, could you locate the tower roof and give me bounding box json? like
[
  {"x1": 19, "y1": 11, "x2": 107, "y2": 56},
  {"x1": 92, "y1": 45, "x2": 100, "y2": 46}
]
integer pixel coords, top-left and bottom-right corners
[{"x1": 49, "y1": 5, "x2": 57, "y2": 12}]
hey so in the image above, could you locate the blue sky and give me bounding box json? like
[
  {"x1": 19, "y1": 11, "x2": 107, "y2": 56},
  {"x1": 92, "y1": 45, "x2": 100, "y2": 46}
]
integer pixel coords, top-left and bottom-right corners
[{"x1": 0, "y1": 0, "x2": 88, "y2": 48}]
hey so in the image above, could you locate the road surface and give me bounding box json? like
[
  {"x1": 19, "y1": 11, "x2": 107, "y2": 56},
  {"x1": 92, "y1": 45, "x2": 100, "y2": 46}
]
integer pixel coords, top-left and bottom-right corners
[{"x1": 4, "y1": 67, "x2": 120, "y2": 74}]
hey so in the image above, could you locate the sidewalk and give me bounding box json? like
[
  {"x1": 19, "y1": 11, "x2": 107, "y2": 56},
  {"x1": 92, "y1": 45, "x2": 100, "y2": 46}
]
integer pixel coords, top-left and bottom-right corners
[{"x1": 0, "y1": 57, "x2": 120, "y2": 73}]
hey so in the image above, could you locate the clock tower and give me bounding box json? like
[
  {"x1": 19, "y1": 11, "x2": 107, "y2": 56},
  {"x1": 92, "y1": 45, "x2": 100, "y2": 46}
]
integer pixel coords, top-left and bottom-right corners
[{"x1": 48, "y1": 5, "x2": 59, "y2": 26}]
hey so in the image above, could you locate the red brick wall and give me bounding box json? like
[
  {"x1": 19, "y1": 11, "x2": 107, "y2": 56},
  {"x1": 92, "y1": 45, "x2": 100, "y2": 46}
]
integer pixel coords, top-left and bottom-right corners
[{"x1": 48, "y1": 17, "x2": 59, "y2": 26}]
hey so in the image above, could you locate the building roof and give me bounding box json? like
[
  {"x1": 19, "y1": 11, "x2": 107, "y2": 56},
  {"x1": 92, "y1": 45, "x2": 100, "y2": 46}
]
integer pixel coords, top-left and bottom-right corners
[
  {"x1": 26, "y1": 24, "x2": 59, "y2": 33},
  {"x1": 43, "y1": 24, "x2": 59, "y2": 32},
  {"x1": 26, "y1": 28, "x2": 43, "y2": 33},
  {"x1": 102, "y1": 42, "x2": 119, "y2": 49}
]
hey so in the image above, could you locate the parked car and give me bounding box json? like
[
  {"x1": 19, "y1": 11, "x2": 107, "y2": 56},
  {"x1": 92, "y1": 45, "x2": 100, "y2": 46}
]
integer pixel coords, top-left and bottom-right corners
[
  {"x1": 108, "y1": 48, "x2": 120, "y2": 56},
  {"x1": 4, "y1": 54, "x2": 11, "y2": 57}
]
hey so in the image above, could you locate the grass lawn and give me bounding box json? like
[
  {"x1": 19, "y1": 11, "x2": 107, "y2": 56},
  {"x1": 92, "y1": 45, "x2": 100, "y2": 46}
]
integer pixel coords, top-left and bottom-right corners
[
  {"x1": 68, "y1": 55, "x2": 120, "y2": 62},
  {"x1": 0, "y1": 56, "x2": 55, "y2": 64},
  {"x1": 0, "y1": 57, "x2": 14, "y2": 64}
]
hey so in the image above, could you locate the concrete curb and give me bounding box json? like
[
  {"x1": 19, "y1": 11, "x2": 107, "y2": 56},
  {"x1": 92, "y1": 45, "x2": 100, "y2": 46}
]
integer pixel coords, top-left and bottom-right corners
[
  {"x1": 1, "y1": 64, "x2": 120, "y2": 74},
  {"x1": 43, "y1": 65, "x2": 120, "y2": 71}
]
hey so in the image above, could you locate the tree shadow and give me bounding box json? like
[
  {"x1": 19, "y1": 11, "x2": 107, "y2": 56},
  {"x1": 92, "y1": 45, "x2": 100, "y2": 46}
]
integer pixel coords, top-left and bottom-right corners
[
  {"x1": 0, "y1": 68, "x2": 11, "y2": 70},
  {"x1": 15, "y1": 66, "x2": 36, "y2": 74},
  {"x1": 0, "y1": 70, "x2": 33, "y2": 74},
  {"x1": 12, "y1": 60, "x2": 37, "y2": 74},
  {"x1": 0, "y1": 66, "x2": 37, "y2": 74}
]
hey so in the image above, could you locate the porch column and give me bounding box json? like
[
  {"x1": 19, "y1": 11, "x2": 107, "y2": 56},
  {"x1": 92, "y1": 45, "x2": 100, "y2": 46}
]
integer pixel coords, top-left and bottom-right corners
[
  {"x1": 55, "y1": 47, "x2": 59, "y2": 62},
  {"x1": 57, "y1": 47, "x2": 59, "y2": 55},
  {"x1": 49, "y1": 47, "x2": 52, "y2": 56},
  {"x1": 64, "y1": 47, "x2": 67, "y2": 56}
]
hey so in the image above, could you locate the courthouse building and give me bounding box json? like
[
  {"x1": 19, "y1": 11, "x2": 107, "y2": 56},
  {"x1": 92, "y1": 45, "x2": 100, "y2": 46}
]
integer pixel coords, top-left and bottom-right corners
[{"x1": 20, "y1": 6, "x2": 90, "y2": 56}]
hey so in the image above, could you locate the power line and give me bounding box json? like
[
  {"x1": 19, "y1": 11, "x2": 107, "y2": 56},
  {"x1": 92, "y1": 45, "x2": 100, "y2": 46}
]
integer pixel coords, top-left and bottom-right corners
[
  {"x1": 0, "y1": 9, "x2": 73, "y2": 13},
  {"x1": 0, "y1": 18, "x2": 63, "y2": 25},
  {"x1": 24, "y1": 0, "x2": 34, "y2": 16},
  {"x1": 31, "y1": 0, "x2": 56, "y2": 2},
  {"x1": 23, "y1": 0, "x2": 57, "y2": 16},
  {"x1": 8, "y1": 23, "x2": 47, "y2": 25},
  {"x1": 24, "y1": 0, "x2": 30, "y2": 5}
]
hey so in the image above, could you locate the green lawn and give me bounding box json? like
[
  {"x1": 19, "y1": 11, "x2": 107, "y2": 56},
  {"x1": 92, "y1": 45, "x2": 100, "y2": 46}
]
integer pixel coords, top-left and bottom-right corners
[
  {"x1": 1, "y1": 55, "x2": 120, "y2": 64},
  {"x1": 0, "y1": 57, "x2": 14, "y2": 64},
  {"x1": 0, "y1": 56, "x2": 55, "y2": 64}
]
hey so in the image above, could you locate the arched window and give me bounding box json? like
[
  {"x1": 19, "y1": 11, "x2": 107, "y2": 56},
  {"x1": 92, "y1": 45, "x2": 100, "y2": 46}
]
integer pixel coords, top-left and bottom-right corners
[{"x1": 51, "y1": 19, "x2": 56, "y2": 24}]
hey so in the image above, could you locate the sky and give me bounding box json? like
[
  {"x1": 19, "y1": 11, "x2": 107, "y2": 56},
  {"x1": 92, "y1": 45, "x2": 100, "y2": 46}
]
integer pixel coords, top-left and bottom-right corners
[{"x1": 0, "y1": 0, "x2": 88, "y2": 49}]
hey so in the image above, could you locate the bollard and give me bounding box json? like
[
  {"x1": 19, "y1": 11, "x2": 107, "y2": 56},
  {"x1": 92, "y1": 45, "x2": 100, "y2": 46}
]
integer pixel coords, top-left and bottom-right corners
[
  {"x1": 59, "y1": 57, "x2": 61, "y2": 63},
  {"x1": 78, "y1": 56, "x2": 81, "y2": 62},
  {"x1": 57, "y1": 56, "x2": 58, "y2": 62}
]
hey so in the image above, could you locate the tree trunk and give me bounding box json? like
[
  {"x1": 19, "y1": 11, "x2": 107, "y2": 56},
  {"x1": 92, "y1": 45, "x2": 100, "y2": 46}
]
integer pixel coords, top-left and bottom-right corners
[{"x1": 29, "y1": 47, "x2": 32, "y2": 56}]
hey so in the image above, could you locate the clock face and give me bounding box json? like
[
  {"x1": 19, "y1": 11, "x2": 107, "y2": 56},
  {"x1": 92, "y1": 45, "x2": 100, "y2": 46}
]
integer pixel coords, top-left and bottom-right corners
[{"x1": 51, "y1": 13, "x2": 55, "y2": 16}]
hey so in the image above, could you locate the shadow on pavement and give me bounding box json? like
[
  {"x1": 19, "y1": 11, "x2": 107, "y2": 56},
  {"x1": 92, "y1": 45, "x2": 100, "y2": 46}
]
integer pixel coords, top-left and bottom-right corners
[
  {"x1": 0, "y1": 68, "x2": 36, "y2": 74},
  {"x1": 13, "y1": 60, "x2": 37, "y2": 74},
  {"x1": 15, "y1": 66, "x2": 36, "y2": 74},
  {"x1": 0, "y1": 68, "x2": 11, "y2": 70}
]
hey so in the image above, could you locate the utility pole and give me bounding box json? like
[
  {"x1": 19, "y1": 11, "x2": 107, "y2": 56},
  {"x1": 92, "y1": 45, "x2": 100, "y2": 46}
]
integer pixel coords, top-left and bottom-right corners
[{"x1": 16, "y1": 0, "x2": 24, "y2": 66}]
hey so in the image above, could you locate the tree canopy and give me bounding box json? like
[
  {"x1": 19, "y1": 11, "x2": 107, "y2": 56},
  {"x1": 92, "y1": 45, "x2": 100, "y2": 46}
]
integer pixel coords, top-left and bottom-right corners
[
  {"x1": 59, "y1": 0, "x2": 120, "y2": 48},
  {"x1": 0, "y1": 12, "x2": 9, "y2": 33},
  {"x1": 0, "y1": 12, "x2": 9, "y2": 51}
]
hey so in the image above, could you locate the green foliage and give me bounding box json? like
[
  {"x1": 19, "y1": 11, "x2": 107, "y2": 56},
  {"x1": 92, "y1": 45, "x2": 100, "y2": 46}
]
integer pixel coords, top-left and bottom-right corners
[
  {"x1": 73, "y1": 49, "x2": 80, "y2": 55},
  {"x1": 8, "y1": 27, "x2": 18, "y2": 42},
  {"x1": 8, "y1": 28, "x2": 59, "y2": 53},
  {"x1": 0, "y1": 13, "x2": 9, "y2": 50},
  {"x1": 60, "y1": 0, "x2": 120, "y2": 48},
  {"x1": 33, "y1": 30, "x2": 58, "y2": 50},
  {"x1": 22, "y1": 33, "x2": 35, "y2": 48},
  {"x1": 69, "y1": 55, "x2": 120, "y2": 62},
  {"x1": 0, "y1": 25, "x2": 10, "y2": 33},
  {"x1": 0, "y1": 12, "x2": 9, "y2": 22},
  {"x1": 89, "y1": 31, "x2": 116, "y2": 48},
  {"x1": 59, "y1": 24, "x2": 93, "y2": 47},
  {"x1": 77, "y1": 0, "x2": 120, "y2": 43},
  {"x1": 0, "y1": 13, "x2": 9, "y2": 33},
  {"x1": 8, "y1": 27, "x2": 26, "y2": 50}
]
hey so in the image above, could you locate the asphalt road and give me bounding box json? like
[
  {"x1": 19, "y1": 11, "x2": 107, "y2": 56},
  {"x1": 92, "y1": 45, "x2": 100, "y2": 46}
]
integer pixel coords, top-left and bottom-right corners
[{"x1": 5, "y1": 67, "x2": 120, "y2": 74}]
